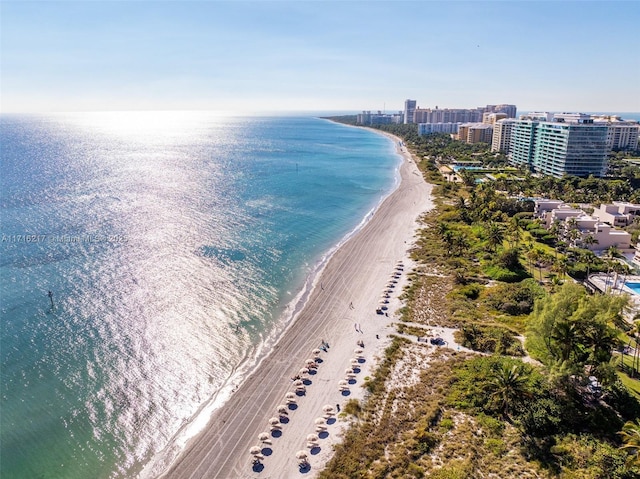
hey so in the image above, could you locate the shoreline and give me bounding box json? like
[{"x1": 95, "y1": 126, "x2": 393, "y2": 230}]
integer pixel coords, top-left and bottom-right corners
[
  {"x1": 155, "y1": 126, "x2": 434, "y2": 479},
  {"x1": 139, "y1": 122, "x2": 403, "y2": 478}
]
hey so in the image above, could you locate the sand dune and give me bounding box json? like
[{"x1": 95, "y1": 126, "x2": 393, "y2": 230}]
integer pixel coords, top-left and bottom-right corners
[{"x1": 160, "y1": 130, "x2": 433, "y2": 479}]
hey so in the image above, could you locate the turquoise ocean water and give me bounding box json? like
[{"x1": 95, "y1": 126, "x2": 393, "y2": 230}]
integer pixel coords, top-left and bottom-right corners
[{"x1": 0, "y1": 112, "x2": 401, "y2": 478}]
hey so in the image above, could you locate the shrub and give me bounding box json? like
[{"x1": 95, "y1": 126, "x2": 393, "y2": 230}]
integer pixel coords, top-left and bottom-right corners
[
  {"x1": 455, "y1": 324, "x2": 524, "y2": 356},
  {"x1": 440, "y1": 418, "x2": 455, "y2": 431},
  {"x1": 483, "y1": 279, "x2": 545, "y2": 316},
  {"x1": 456, "y1": 283, "x2": 483, "y2": 300},
  {"x1": 343, "y1": 399, "x2": 362, "y2": 417},
  {"x1": 484, "y1": 265, "x2": 524, "y2": 283},
  {"x1": 485, "y1": 438, "x2": 506, "y2": 455},
  {"x1": 476, "y1": 413, "x2": 504, "y2": 437}
]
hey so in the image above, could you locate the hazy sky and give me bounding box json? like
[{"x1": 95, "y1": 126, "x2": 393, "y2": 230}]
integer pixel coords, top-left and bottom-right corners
[{"x1": 1, "y1": 1, "x2": 639, "y2": 114}]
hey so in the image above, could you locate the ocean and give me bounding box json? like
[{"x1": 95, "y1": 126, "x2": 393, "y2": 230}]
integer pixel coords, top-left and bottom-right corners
[{"x1": 0, "y1": 112, "x2": 401, "y2": 479}]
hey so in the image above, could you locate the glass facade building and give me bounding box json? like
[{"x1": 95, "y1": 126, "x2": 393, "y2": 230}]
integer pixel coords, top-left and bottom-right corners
[{"x1": 508, "y1": 120, "x2": 609, "y2": 178}]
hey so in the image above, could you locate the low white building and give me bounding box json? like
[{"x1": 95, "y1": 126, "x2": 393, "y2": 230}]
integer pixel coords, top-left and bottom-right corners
[
  {"x1": 594, "y1": 202, "x2": 640, "y2": 227},
  {"x1": 570, "y1": 218, "x2": 632, "y2": 251},
  {"x1": 535, "y1": 199, "x2": 633, "y2": 252},
  {"x1": 534, "y1": 199, "x2": 565, "y2": 219},
  {"x1": 545, "y1": 205, "x2": 584, "y2": 227}
]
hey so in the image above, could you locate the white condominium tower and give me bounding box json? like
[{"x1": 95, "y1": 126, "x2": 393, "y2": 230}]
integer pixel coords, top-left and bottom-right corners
[{"x1": 491, "y1": 118, "x2": 517, "y2": 153}]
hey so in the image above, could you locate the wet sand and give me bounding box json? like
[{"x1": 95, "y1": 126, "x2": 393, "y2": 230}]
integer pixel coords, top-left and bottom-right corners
[{"x1": 160, "y1": 130, "x2": 434, "y2": 479}]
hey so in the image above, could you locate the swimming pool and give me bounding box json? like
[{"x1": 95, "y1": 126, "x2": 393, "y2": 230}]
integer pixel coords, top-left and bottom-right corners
[
  {"x1": 452, "y1": 165, "x2": 484, "y2": 172},
  {"x1": 625, "y1": 282, "x2": 640, "y2": 296}
]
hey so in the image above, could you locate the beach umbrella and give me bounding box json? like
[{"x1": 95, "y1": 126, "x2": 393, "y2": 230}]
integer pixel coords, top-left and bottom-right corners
[
  {"x1": 345, "y1": 368, "x2": 353, "y2": 374},
  {"x1": 299, "y1": 367, "x2": 309, "y2": 375},
  {"x1": 277, "y1": 405, "x2": 288, "y2": 414},
  {"x1": 285, "y1": 392, "x2": 296, "y2": 399},
  {"x1": 354, "y1": 348, "x2": 364, "y2": 355},
  {"x1": 250, "y1": 446, "x2": 261, "y2": 455},
  {"x1": 315, "y1": 417, "x2": 325, "y2": 425},
  {"x1": 323, "y1": 404, "x2": 334, "y2": 412},
  {"x1": 269, "y1": 417, "x2": 280, "y2": 426},
  {"x1": 296, "y1": 450, "x2": 308, "y2": 459},
  {"x1": 306, "y1": 358, "x2": 316, "y2": 365},
  {"x1": 258, "y1": 432, "x2": 270, "y2": 442},
  {"x1": 307, "y1": 433, "x2": 319, "y2": 442},
  {"x1": 293, "y1": 379, "x2": 304, "y2": 386},
  {"x1": 312, "y1": 348, "x2": 321, "y2": 355},
  {"x1": 350, "y1": 358, "x2": 359, "y2": 365},
  {"x1": 338, "y1": 380, "x2": 348, "y2": 386}
]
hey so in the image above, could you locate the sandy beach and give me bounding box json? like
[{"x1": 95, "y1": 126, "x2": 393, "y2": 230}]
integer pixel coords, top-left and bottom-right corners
[{"x1": 159, "y1": 130, "x2": 434, "y2": 479}]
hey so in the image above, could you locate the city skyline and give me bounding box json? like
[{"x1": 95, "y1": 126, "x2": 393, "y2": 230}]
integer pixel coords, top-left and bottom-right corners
[{"x1": 1, "y1": 1, "x2": 639, "y2": 114}]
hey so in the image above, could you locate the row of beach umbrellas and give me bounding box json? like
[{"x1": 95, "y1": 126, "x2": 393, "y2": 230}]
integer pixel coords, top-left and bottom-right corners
[
  {"x1": 378, "y1": 261, "x2": 404, "y2": 310},
  {"x1": 253, "y1": 405, "x2": 336, "y2": 466},
  {"x1": 250, "y1": 346, "x2": 328, "y2": 464}
]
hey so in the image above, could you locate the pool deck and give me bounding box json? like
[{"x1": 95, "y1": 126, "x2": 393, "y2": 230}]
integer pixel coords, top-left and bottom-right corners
[{"x1": 588, "y1": 274, "x2": 640, "y2": 315}]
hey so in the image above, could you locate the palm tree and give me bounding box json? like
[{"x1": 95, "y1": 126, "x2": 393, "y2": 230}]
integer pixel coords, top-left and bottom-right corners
[
  {"x1": 619, "y1": 419, "x2": 640, "y2": 469},
  {"x1": 583, "y1": 234, "x2": 599, "y2": 251},
  {"x1": 617, "y1": 263, "x2": 632, "y2": 295},
  {"x1": 508, "y1": 216, "x2": 523, "y2": 249},
  {"x1": 537, "y1": 251, "x2": 554, "y2": 283},
  {"x1": 552, "y1": 256, "x2": 570, "y2": 280},
  {"x1": 568, "y1": 228, "x2": 581, "y2": 248},
  {"x1": 485, "y1": 222, "x2": 504, "y2": 253},
  {"x1": 459, "y1": 169, "x2": 476, "y2": 187},
  {"x1": 603, "y1": 246, "x2": 620, "y2": 291},
  {"x1": 580, "y1": 250, "x2": 597, "y2": 279},
  {"x1": 551, "y1": 320, "x2": 580, "y2": 363},
  {"x1": 606, "y1": 245, "x2": 621, "y2": 260},
  {"x1": 452, "y1": 232, "x2": 469, "y2": 257},
  {"x1": 489, "y1": 362, "x2": 532, "y2": 419},
  {"x1": 527, "y1": 248, "x2": 541, "y2": 279},
  {"x1": 632, "y1": 321, "x2": 640, "y2": 379}
]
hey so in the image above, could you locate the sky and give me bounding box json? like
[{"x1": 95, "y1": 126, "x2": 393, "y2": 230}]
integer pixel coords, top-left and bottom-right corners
[{"x1": 1, "y1": 1, "x2": 639, "y2": 114}]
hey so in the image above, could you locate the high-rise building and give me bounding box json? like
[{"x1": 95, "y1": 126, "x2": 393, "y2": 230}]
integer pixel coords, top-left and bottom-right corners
[
  {"x1": 404, "y1": 100, "x2": 417, "y2": 124},
  {"x1": 508, "y1": 116, "x2": 609, "y2": 178},
  {"x1": 485, "y1": 104, "x2": 517, "y2": 118},
  {"x1": 417, "y1": 122, "x2": 461, "y2": 135},
  {"x1": 412, "y1": 104, "x2": 516, "y2": 124},
  {"x1": 458, "y1": 123, "x2": 493, "y2": 144},
  {"x1": 491, "y1": 118, "x2": 517, "y2": 153},
  {"x1": 357, "y1": 111, "x2": 403, "y2": 125},
  {"x1": 483, "y1": 112, "x2": 508, "y2": 125},
  {"x1": 520, "y1": 112, "x2": 553, "y2": 121},
  {"x1": 592, "y1": 115, "x2": 639, "y2": 150}
]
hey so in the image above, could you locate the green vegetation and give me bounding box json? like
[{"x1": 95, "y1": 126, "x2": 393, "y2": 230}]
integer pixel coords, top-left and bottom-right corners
[
  {"x1": 320, "y1": 118, "x2": 640, "y2": 478},
  {"x1": 455, "y1": 324, "x2": 524, "y2": 356},
  {"x1": 526, "y1": 283, "x2": 627, "y2": 372}
]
